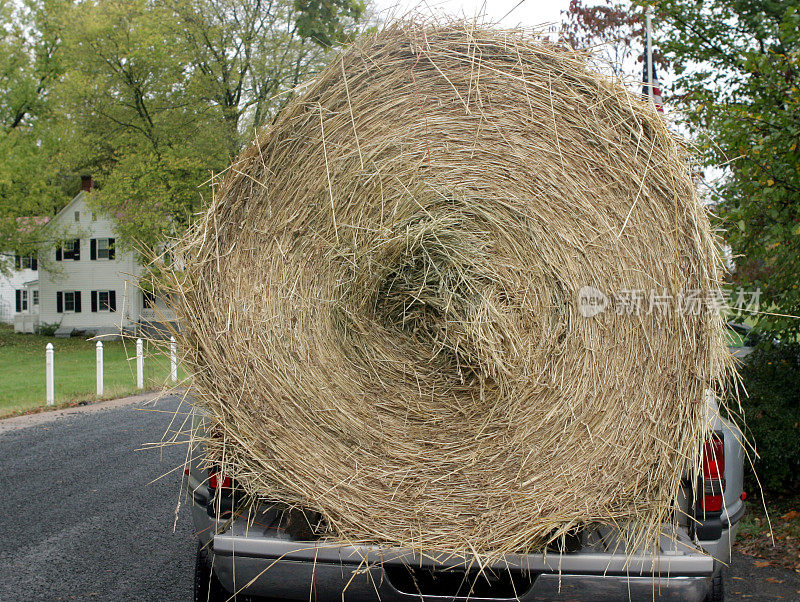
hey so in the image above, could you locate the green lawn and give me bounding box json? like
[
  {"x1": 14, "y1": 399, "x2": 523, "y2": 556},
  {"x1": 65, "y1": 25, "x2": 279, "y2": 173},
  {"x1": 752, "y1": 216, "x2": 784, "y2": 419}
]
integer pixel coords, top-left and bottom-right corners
[{"x1": 0, "y1": 324, "x2": 186, "y2": 417}]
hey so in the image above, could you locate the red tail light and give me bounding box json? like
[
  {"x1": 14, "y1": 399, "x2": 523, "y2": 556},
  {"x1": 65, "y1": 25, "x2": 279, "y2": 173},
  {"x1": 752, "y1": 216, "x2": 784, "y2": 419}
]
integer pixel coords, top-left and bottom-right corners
[
  {"x1": 208, "y1": 472, "x2": 232, "y2": 489},
  {"x1": 703, "y1": 437, "x2": 725, "y2": 480},
  {"x1": 698, "y1": 435, "x2": 725, "y2": 519},
  {"x1": 700, "y1": 494, "x2": 723, "y2": 512}
]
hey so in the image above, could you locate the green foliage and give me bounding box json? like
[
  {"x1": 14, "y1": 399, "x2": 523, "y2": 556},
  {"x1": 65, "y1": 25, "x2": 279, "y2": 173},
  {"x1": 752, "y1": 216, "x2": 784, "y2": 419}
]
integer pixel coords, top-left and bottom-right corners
[
  {"x1": 295, "y1": 0, "x2": 365, "y2": 47},
  {"x1": 734, "y1": 343, "x2": 800, "y2": 492},
  {"x1": 51, "y1": 0, "x2": 232, "y2": 250},
  {"x1": 0, "y1": 0, "x2": 370, "y2": 257},
  {"x1": 0, "y1": 0, "x2": 61, "y2": 132},
  {"x1": 164, "y1": 0, "x2": 351, "y2": 155},
  {"x1": 0, "y1": 0, "x2": 70, "y2": 263},
  {"x1": 646, "y1": 0, "x2": 800, "y2": 339},
  {"x1": 94, "y1": 151, "x2": 209, "y2": 246},
  {"x1": 37, "y1": 322, "x2": 59, "y2": 336}
]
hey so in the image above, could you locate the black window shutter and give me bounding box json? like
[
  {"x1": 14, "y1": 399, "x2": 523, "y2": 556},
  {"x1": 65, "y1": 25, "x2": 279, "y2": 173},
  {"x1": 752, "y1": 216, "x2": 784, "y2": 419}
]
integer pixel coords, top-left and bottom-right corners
[
  {"x1": 56, "y1": 246, "x2": 62, "y2": 261},
  {"x1": 73, "y1": 239, "x2": 80, "y2": 261},
  {"x1": 31, "y1": 257, "x2": 38, "y2": 271},
  {"x1": 91, "y1": 291, "x2": 98, "y2": 312},
  {"x1": 56, "y1": 291, "x2": 63, "y2": 313},
  {"x1": 109, "y1": 290, "x2": 117, "y2": 312},
  {"x1": 90, "y1": 239, "x2": 97, "y2": 260},
  {"x1": 15, "y1": 290, "x2": 21, "y2": 312},
  {"x1": 14, "y1": 255, "x2": 20, "y2": 270},
  {"x1": 108, "y1": 238, "x2": 115, "y2": 260},
  {"x1": 74, "y1": 291, "x2": 82, "y2": 313}
]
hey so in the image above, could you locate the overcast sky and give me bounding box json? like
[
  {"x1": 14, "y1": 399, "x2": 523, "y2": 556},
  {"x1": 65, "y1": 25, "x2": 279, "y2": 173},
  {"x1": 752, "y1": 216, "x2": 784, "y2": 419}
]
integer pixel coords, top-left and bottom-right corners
[{"x1": 373, "y1": 0, "x2": 572, "y2": 33}]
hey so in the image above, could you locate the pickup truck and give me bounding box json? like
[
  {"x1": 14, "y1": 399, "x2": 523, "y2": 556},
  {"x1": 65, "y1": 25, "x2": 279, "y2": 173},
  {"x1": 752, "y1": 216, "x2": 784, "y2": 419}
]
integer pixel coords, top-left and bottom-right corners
[
  {"x1": 185, "y1": 390, "x2": 745, "y2": 602},
  {"x1": 187, "y1": 396, "x2": 745, "y2": 602}
]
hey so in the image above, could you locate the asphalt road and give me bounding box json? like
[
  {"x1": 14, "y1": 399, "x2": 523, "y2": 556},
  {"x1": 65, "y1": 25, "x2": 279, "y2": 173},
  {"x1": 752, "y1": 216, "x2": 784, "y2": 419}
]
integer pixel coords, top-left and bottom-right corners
[
  {"x1": 0, "y1": 395, "x2": 195, "y2": 601},
  {"x1": 0, "y1": 395, "x2": 798, "y2": 601}
]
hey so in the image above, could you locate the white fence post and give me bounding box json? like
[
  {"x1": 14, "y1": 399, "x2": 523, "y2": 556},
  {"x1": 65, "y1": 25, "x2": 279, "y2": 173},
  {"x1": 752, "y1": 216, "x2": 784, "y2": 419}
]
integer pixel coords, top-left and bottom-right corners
[
  {"x1": 136, "y1": 338, "x2": 144, "y2": 389},
  {"x1": 96, "y1": 341, "x2": 104, "y2": 396},
  {"x1": 45, "y1": 343, "x2": 54, "y2": 405},
  {"x1": 170, "y1": 336, "x2": 177, "y2": 383}
]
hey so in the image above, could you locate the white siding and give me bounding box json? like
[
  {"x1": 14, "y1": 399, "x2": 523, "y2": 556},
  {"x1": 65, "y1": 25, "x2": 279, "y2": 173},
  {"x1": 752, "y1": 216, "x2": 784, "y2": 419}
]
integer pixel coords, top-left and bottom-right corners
[
  {"x1": 37, "y1": 193, "x2": 143, "y2": 331},
  {"x1": 0, "y1": 264, "x2": 38, "y2": 323}
]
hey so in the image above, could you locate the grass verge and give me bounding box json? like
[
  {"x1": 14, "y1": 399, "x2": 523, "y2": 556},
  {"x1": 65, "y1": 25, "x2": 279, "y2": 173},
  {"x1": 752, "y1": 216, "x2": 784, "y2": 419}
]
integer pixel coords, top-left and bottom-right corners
[{"x1": 0, "y1": 324, "x2": 185, "y2": 417}]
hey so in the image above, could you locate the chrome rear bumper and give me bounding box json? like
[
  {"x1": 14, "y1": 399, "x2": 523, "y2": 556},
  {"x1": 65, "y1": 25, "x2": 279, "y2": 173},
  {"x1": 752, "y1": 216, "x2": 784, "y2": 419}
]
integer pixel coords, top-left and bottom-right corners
[
  {"x1": 210, "y1": 553, "x2": 713, "y2": 601},
  {"x1": 198, "y1": 501, "x2": 716, "y2": 601}
]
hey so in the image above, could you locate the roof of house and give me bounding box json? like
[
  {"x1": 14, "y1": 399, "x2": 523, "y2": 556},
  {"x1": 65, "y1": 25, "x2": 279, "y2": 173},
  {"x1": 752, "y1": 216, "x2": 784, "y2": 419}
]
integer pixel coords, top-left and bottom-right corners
[{"x1": 46, "y1": 190, "x2": 87, "y2": 227}]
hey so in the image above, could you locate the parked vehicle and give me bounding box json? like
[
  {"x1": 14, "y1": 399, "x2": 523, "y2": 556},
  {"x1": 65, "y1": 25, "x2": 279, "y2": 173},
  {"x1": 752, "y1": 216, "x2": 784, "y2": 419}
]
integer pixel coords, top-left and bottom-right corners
[
  {"x1": 188, "y1": 397, "x2": 745, "y2": 602},
  {"x1": 726, "y1": 322, "x2": 759, "y2": 359},
  {"x1": 726, "y1": 320, "x2": 783, "y2": 360}
]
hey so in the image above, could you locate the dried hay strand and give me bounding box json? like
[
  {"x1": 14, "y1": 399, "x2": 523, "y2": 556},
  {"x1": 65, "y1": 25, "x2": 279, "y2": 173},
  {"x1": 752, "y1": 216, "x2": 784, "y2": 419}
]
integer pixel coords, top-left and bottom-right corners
[{"x1": 164, "y1": 20, "x2": 732, "y2": 558}]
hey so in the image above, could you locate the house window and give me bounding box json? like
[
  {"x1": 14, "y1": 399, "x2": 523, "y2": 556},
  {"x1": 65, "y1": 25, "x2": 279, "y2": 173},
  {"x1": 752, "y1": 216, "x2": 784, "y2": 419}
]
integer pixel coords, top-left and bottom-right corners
[
  {"x1": 16, "y1": 290, "x2": 28, "y2": 312},
  {"x1": 91, "y1": 290, "x2": 116, "y2": 312},
  {"x1": 90, "y1": 237, "x2": 115, "y2": 260},
  {"x1": 91, "y1": 212, "x2": 97, "y2": 221},
  {"x1": 98, "y1": 238, "x2": 109, "y2": 259},
  {"x1": 142, "y1": 290, "x2": 156, "y2": 308},
  {"x1": 74, "y1": 211, "x2": 80, "y2": 222},
  {"x1": 57, "y1": 239, "x2": 81, "y2": 261},
  {"x1": 33, "y1": 290, "x2": 39, "y2": 306},
  {"x1": 14, "y1": 255, "x2": 37, "y2": 270},
  {"x1": 56, "y1": 291, "x2": 81, "y2": 313}
]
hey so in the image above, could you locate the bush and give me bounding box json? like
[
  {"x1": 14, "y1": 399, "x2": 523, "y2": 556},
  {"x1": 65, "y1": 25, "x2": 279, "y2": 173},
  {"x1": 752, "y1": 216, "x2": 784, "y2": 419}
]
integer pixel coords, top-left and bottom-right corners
[
  {"x1": 37, "y1": 322, "x2": 59, "y2": 337},
  {"x1": 733, "y1": 342, "x2": 800, "y2": 493}
]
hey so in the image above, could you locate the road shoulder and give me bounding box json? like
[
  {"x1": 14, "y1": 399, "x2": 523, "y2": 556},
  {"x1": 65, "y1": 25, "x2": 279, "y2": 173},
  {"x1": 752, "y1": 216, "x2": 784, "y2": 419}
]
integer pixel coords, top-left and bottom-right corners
[{"x1": 0, "y1": 392, "x2": 163, "y2": 434}]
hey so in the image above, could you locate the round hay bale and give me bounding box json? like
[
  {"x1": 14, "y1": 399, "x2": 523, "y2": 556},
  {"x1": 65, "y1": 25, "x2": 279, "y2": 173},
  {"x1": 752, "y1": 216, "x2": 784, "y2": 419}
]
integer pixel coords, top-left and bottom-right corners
[{"x1": 168, "y1": 21, "x2": 731, "y2": 557}]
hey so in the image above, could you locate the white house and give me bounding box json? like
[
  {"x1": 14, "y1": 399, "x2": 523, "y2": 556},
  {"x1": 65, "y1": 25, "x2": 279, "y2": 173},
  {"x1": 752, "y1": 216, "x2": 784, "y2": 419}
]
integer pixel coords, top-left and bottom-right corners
[
  {"x1": 0, "y1": 254, "x2": 39, "y2": 325},
  {"x1": 13, "y1": 177, "x2": 174, "y2": 337}
]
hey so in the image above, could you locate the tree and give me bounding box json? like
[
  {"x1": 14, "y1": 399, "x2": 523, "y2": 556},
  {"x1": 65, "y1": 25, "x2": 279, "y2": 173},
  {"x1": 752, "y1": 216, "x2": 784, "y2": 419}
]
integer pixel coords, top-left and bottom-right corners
[
  {"x1": 0, "y1": 0, "x2": 368, "y2": 258},
  {"x1": 0, "y1": 0, "x2": 68, "y2": 269},
  {"x1": 61, "y1": 0, "x2": 366, "y2": 249},
  {"x1": 294, "y1": 0, "x2": 365, "y2": 47},
  {"x1": 561, "y1": 0, "x2": 643, "y2": 74},
  {"x1": 0, "y1": 0, "x2": 60, "y2": 132},
  {"x1": 647, "y1": 0, "x2": 800, "y2": 339},
  {"x1": 167, "y1": 0, "x2": 364, "y2": 156},
  {"x1": 53, "y1": 0, "x2": 226, "y2": 248},
  {"x1": 560, "y1": 0, "x2": 667, "y2": 76}
]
